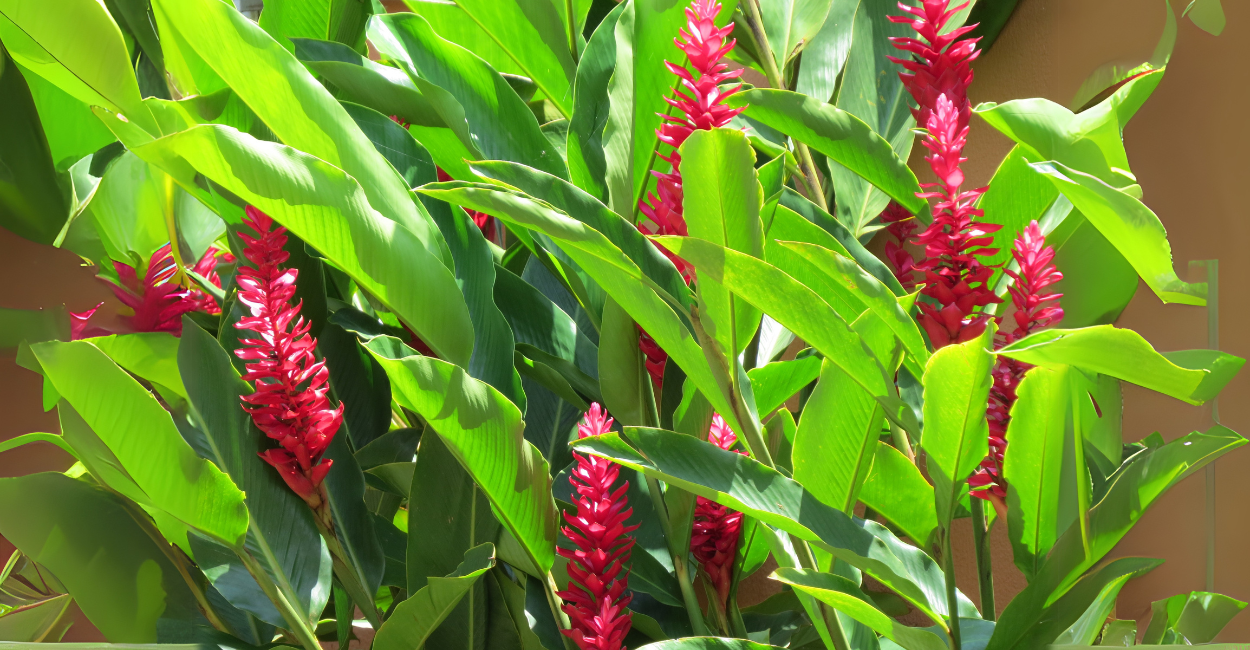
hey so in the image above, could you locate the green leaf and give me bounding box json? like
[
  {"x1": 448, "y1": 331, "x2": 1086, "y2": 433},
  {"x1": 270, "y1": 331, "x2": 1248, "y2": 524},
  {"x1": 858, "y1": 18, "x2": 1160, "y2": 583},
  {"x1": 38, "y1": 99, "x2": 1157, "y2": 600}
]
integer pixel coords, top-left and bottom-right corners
[
  {"x1": 1184, "y1": 0, "x2": 1225, "y2": 35},
  {"x1": 859, "y1": 442, "x2": 938, "y2": 549},
  {"x1": 726, "y1": 88, "x2": 928, "y2": 219},
  {"x1": 775, "y1": 568, "x2": 947, "y2": 650},
  {"x1": 747, "y1": 355, "x2": 821, "y2": 417},
  {"x1": 680, "y1": 128, "x2": 764, "y2": 357},
  {"x1": 493, "y1": 265, "x2": 599, "y2": 378},
  {"x1": 1156, "y1": 591, "x2": 1247, "y2": 644},
  {"x1": 17, "y1": 59, "x2": 115, "y2": 171},
  {"x1": 1015, "y1": 426, "x2": 1246, "y2": 623},
  {"x1": 974, "y1": 144, "x2": 1060, "y2": 284},
  {"x1": 151, "y1": 0, "x2": 445, "y2": 258},
  {"x1": 259, "y1": 0, "x2": 373, "y2": 53},
  {"x1": 1031, "y1": 160, "x2": 1206, "y2": 306},
  {"x1": 921, "y1": 328, "x2": 995, "y2": 528},
  {"x1": 368, "y1": 348, "x2": 559, "y2": 576},
  {"x1": 177, "y1": 322, "x2": 332, "y2": 627},
  {"x1": 19, "y1": 340, "x2": 247, "y2": 546},
  {"x1": 0, "y1": 48, "x2": 73, "y2": 246},
  {"x1": 777, "y1": 188, "x2": 906, "y2": 296},
  {"x1": 974, "y1": 71, "x2": 1164, "y2": 190},
  {"x1": 1002, "y1": 365, "x2": 1070, "y2": 578},
  {"x1": 987, "y1": 557, "x2": 1161, "y2": 650},
  {"x1": 373, "y1": 543, "x2": 497, "y2": 650},
  {"x1": 760, "y1": 0, "x2": 834, "y2": 67},
  {"x1": 567, "y1": 1, "x2": 626, "y2": 202},
  {"x1": 637, "y1": 639, "x2": 783, "y2": 650},
  {"x1": 656, "y1": 235, "x2": 891, "y2": 398},
  {"x1": 828, "y1": 0, "x2": 918, "y2": 238},
  {"x1": 0, "y1": 473, "x2": 202, "y2": 642},
  {"x1": 321, "y1": 434, "x2": 386, "y2": 625},
  {"x1": 0, "y1": 593, "x2": 73, "y2": 642},
  {"x1": 574, "y1": 427, "x2": 957, "y2": 627},
  {"x1": 89, "y1": 333, "x2": 186, "y2": 399},
  {"x1": 369, "y1": 13, "x2": 568, "y2": 180},
  {"x1": 997, "y1": 325, "x2": 1244, "y2": 405},
  {"x1": 1053, "y1": 562, "x2": 1146, "y2": 646},
  {"x1": 0, "y1": 0, "x2": 158, "y2": 135},
  {"x1": 794, "y1": 0, "x2": 857, "y2": 103},
  {"x1": 0, "y1": 306, "x2": 69, "y2": 350},
  {"x1": 1047, "y1": 208, "x2": 1139, "y2": 328},
  {"x1": 597, "y1": 296, "x2": 652, "y2": 427},
  {"x1": 320, "y1": 323, "x2": 393, "y2": 449},
  {"x1": 129, "y1": 124, "x2": 475, "y2": 367},
  {"x1": 965, "y1": 0, "x2": 1022, "y2": 50},
  {"x1": 794, "y1": 357, "x2": 883, "y2": 513}
]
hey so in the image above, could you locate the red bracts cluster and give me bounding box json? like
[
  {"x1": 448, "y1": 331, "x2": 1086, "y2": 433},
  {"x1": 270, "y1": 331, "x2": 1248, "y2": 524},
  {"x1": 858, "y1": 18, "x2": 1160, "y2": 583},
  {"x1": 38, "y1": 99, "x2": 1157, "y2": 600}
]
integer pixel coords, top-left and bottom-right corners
[
  {"x1": 879, "y1": 201, "x2": 921, "y2": 292},
  {"x1": 690, "y1": 414, "x2": 745, "y2": 608},
  {"x1": 889, "y1": 0, "x2": 1001, "y2": 348},
  {"x1": 234, "y1": 207, "x2": 343, "y2": 514},
  {"x1": 971, "y1": 221, "x2": 1063, "y2": 500},
  {"x1": 558, "y1": 403, "x2": 636, "y2": 650},
  {"x1": 636, "y1": 0, "x2": 744, "y2": 392},
  {"x1": 71, "y1": 245, "x2": 232, "y2": 339}
]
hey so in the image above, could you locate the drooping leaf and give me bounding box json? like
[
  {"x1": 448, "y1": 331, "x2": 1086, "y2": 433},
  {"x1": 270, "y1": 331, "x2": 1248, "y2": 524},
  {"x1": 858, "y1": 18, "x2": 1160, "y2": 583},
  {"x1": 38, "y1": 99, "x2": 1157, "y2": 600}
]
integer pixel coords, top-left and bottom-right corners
[
  {"x1": 775, "y1": 568, "x2": 947, "y2": 650},
  {"x1": 373, "y1": 543, "x2": 497, "y2": 650}
]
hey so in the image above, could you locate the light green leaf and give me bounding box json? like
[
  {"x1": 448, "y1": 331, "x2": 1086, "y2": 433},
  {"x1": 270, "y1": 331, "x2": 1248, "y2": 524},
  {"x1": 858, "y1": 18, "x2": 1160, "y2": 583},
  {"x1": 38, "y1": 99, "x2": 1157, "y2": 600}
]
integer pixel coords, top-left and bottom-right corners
[
  {"x1": 921, "y1": 327, "x2": 994, "y2": 528},
  {"x1": 974, "y1": 144, "x2": 1060, "y2": 283},
  {"x1": 794, "y1": 0, "x2": 857, "y2": 103},
  {"x1": 1184, "y1": 0, "x2": 1225, "y2": 35},
  {"x1": 0, "y1": 48, "x2": 72, "y2": 246},
  {"x1": 17, "y1": 59, "x2": 115, "y2": 172},
  {"x1": 777, "y1": 189, "x2": 906, "y2": 296},
  {"x1": 859, "y1": 442, "x2": 938, "y2": 549},
  {"x1": 259, "y1": 0, "x2": 373, "y2": 53},
  {"x1": 1165, "y1": 591, "x2": 1247, "y2": 644},
  {"x1": 775, "y1": 569, "x2": 947, "y2": 650},
  {"x1": 367, "y1": 347, "x2": 559, "y2": 576},
  {"x1": 89, "y1": 333, "x2": 186, "y2": 399},
  {"x1": 997, "y1": 325, "x2": 1244, "y2": 405},
  {"x1": 373, "y1": 543, "x2": 497, "y2": 650},
  {"x1": 1031, "y1": 160, "x2": 1206, "y2": 306},
  {"x1": 636, "y1": 639, "x2": 783, "y2": 650},
  {"x1": 747, "y1": 355, "x2": 821, "y2": 417},
  {"x1": 1053, "y1": 564, "x2": 1144, "y2": 646},
  {"x1": 794, "y1": 358, "x2": 882, "y2": 513},
  {"x1": 19, "y1": 340, "x2": 247, "y2": 547},
  {"x1": 726, "y1": 88, "x2": 928, "y2": 219},
  {"x1": 597, "y1": 297, "x2": 651, "y2": 427},
  {"x1": 760, "y1": 0, "x2": 834, "y2": 66}
]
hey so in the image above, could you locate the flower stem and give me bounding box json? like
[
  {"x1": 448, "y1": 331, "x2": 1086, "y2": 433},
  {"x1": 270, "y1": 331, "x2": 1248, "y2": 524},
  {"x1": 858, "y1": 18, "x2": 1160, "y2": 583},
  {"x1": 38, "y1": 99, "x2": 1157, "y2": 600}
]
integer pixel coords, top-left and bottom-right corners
[
  {"x1": 314, "y1": 516, "x2": 383, "y2": 629},
  {"x1": 970, "y1": 498, "x2": 995, "y2": 620},
  {"x1": 646, "y1": 474, "x2": 710, "y2": 636},
  {"x1": 942, "y1": 527, "x2": 962, "y2": 650},
  {"x1": 237, "y1": 549, "x2": 323, "y2": 650},
  {"x1": 543, "y1": 571, "x2": 579, "y2": 650},
  {"x1": 739, "y1": 0, "x2": 828, "y2": 211}
]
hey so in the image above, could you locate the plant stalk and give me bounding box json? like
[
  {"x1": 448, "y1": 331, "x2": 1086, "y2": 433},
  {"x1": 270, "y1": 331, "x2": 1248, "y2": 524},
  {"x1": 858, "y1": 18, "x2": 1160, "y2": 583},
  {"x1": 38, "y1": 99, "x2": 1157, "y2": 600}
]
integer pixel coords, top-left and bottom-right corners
[
  {"x1": 970, "y1": 498, "x2": 995, "y2": 621},
  {"x1": 739, "y1": 0, "x2": 828, "y2": 211},
  {"x1": 942, "y1": 527, "x2": 962, "y2": 650},
  {"x1": 237, "y1": 549, "x2": 324, "y2": 650},
  {"x1": 543, "y1": 571, "x2": 579, "y2": 650},
  {"x1": 890, "y1": 420, "x2": 916, "y2": 464},
  {"x1": 312, "y1": 509, "x2": 383, "y2": 628},
  {"x1": 566, "y1": 0, "x2": 579, "y2": 64}
]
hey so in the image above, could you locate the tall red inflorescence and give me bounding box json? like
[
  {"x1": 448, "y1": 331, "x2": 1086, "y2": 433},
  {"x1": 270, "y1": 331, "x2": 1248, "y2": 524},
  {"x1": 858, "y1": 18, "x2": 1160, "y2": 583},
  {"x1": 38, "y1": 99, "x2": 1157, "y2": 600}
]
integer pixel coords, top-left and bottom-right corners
[
  {"x1": 970, "y1": 221, "x2": 1063, "y2": 500},
  {"x1": 690, "y1": 414, "x2": 745, "y2": 608},
  {"x1": 888, "y1": 0, "x2": 1001, "y2": 348},
  {"x1": 636, "y1": 0, "x2": 744, "y2": 393},
  {"x1": 71, "y1": 244, "x2": 233, "y2": 339},
  {"x1": 234, "y1": 207, "x2": 343, "y2": 518},
  {"x1": 558, "y1": 403, "x2": 637, "y2": 650}
]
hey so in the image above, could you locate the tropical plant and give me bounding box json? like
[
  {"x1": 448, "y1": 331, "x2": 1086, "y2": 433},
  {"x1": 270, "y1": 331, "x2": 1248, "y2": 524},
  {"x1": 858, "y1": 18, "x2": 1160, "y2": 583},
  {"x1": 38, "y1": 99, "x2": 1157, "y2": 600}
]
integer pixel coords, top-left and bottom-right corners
[{"x1": 0, "y1": 0, "x2": 1241, "y2": 649}]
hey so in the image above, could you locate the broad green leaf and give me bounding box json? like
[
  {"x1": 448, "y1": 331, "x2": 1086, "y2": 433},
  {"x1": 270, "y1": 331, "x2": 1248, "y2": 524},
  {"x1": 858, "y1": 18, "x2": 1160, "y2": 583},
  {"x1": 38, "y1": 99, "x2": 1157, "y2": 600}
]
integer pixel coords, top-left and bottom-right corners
[
  {"x1": 828, "y1": 0, "x2": 918, "y2": 238},
  {"x1": 974, "y1": 70, "x2": 1164, "y2": 190},
  {"x1": 19, "y1": 340, "x2": 247, "y2": 547},
  {"x1": 369, "y1": 13, "x2": 568, "y2": 180},
  {"x1": 320, "y1": 323, "x2": 393, "y2": 449},
  {"x1": 0, "y1": 473, "x2": 201, "y2": 642},
  {"x1": 975, "y1": 144, "x2": 1061, "y2": 281},
  {"x1": 1184, "y1": 0, "x2": 1225, "y2": 35},
  {"x1": 415, "y1": 0, "x2": 577, "y2": 116},
  {"x1": 1159, "y1": 591, "x2": 1247, "y2": 644},
  {"x1": 89, "y1": 333, "x2": 186, "y2": 399},
  {"x1": 494, "y1": 266, "x2": 598, "y2": 378},
  {"x1": 79, "y1": 151, "x2": 174, "y2": 266},
  {"x1": 400, "y1": 0, "x2": 526, "y2": 78},
  {"x1": 0, "y1": 593, "x2": 72, "y2": 642},
  {"x1": 321, "y1": 433, "x2": 386, "y2": 626},
  {"x1": 1002, "y1": 365, "x2": 1070, "y2": 578},
  {"x1": 575, "y1": 427, "x2": 956, "y2": 626},
  {"x1": 178, "y1": 322, "x2": 332, "y2": 627},
  {"x1": 681, "y1": 128, "x2": 764, "y2": 357},
  {"x1": 747, "y1": 355, "x2": 821, "y2": 417},
  {"x1": 129, "y1": 124, "x2": 474, "y2": 367},
  {"x1": 780, "y1": 241, "x2": 929, "y2": 372},
  {"x1": 760, "y1": 0, "x2": 834, "y2": 67},
  {"x1": 374, "y1": 543, "x2": 497, "y2": 650},
  {"x1": 259, "y1": 0, "x2": 373, "y2": 53},
  {"x1": 965, "y1": 0, "x2": 1022, "y2": 50},
  {"x1": 1031, "y1": 160, "x2": 1206, "y2": 306},
  {"x1": 0, "y1": 0, "x2": 158, "y2": 135},
  {"x1": 794, "y1": 358, "x2": 883, "y2": 513},
  {"x1": 0, "y1": 306, "x2": 69, "y2": 350},
  {"x1": 1023, "y1": 426, "x2": 1245, "y2": 614},
  {"x1": 921, "y1": 328, "x2": 994, "y2": 528},
  {"x1": 987, "y1": 557, "x2": 1161, "y2": 650},
  {"x1": 0, "y1": 48, "x2": 71, "y2": 245},
  {"x1": 997, "y1": 325, "x2": 1244, "y2": 405},
  {"x1": 567, "y1": 2, "x2": 626, "y2": 202},
  {"x1": 778, "y1": 188, "x2": 905, "y2": 295},
  {"x1": 656, "y1": 235, "x2": 891, "y2": 398},
  {"x1": 794, "y1": 0, "x2": 857, "y2": 103},
  {"x1": 1047, "y1": 208, "x2": 1139, "y2": 328},
  {"x1": 637, "y1": 639, "x2": 783, "y2": 650},
  {"x1": 152, "y1": 0, "x2": 445, "y2": 258},
  {"x1": 367, "y1": 348, "x2": 559, "y2": 575},
  {"x1": 727, "y1": 89, "x2": 928, "y2": 219},
  {"x1": 598, "y1": 297, "x2": 652, "y2": 427},
  {"x1": 1053, "y1": 564, "x2": 1145, "y2": 646},
  {"x1": 16, "y1": 59, "x2": 115, "y2": 171},
  {"x1": 859, "y1": 442, "x2": 938, "y2": 548},
  {"x1": 775, "y1": 569, "x2": 947, "y2": 650}
]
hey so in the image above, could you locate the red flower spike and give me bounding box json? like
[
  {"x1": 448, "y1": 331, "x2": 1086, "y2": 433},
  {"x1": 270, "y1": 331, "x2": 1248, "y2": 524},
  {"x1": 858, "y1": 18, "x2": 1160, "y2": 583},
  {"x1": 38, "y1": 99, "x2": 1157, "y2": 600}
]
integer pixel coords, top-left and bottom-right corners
[
  {"x1": 971, "y1": 220, "x2": 1063, "y2": 500},
  {"x1": 557, "y1": 403, "x2": 637, "y2": 650},
  {"x1": 636, "y1": 0, "x2": 744, "y2": 392},
  {"x1": 234, "y1": 207, "x2": 344, "y2": 514},
  {"x1": 888, "y1": 0, "x2": 1001, "y2": 349},
  {"x1": 690, "y1": 414, "x2": 745, "y2": 608},
  {"x1": 71, "y1": 244, "x2": 230, "y2": 338}
]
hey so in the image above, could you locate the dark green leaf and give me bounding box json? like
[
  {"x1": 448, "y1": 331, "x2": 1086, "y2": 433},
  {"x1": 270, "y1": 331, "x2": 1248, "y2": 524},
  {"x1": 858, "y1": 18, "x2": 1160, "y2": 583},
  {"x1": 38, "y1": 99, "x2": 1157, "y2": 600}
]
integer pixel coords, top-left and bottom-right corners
[
  {"x1": 567, "y1": 1, "x2": 626, "y2": 202},
  {"x1": 0, "y1": 46, "x2": 71, "y2": 245},
  {"x1": 373, "y1": 543, "x2": 497, "y2": 650}
]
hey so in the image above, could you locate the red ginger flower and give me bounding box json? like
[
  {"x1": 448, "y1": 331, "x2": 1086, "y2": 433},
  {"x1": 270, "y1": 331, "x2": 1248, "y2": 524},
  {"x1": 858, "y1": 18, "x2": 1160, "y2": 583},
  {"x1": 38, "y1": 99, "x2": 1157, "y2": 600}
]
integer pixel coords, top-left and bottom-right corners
[
  {"x1": 970, "y1": 220, "x2": 1063, "y2": 501},
  {"x1": 690, "y1": 414, "x2": 745, "y2": 608},
  {"x1": 879, "y1": 201, "x2": 922, "y2": 291},
  {"x1": 234, "y1": 207, "x2": 343, "y2": 514},
  {"x1": 636, "y1": 0, "x2": 744, "y2": 392},
  {"x1": 557, "y1": 403, "x2": 637, "y2": 650},
  {"x1": 888, "y1": 0, "x2": 1001, "y2": 349},
  {"x1": 71, "y1": 245, "x2": 232, "y2": 339}
]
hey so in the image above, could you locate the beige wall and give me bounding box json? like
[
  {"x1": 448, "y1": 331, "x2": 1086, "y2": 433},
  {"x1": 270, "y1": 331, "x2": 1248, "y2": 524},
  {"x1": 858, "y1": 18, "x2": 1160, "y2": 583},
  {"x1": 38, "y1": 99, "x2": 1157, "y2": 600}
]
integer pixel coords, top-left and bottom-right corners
[{"x1": 1, "y1": 0, "x2": 1246, "y2": 643}]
